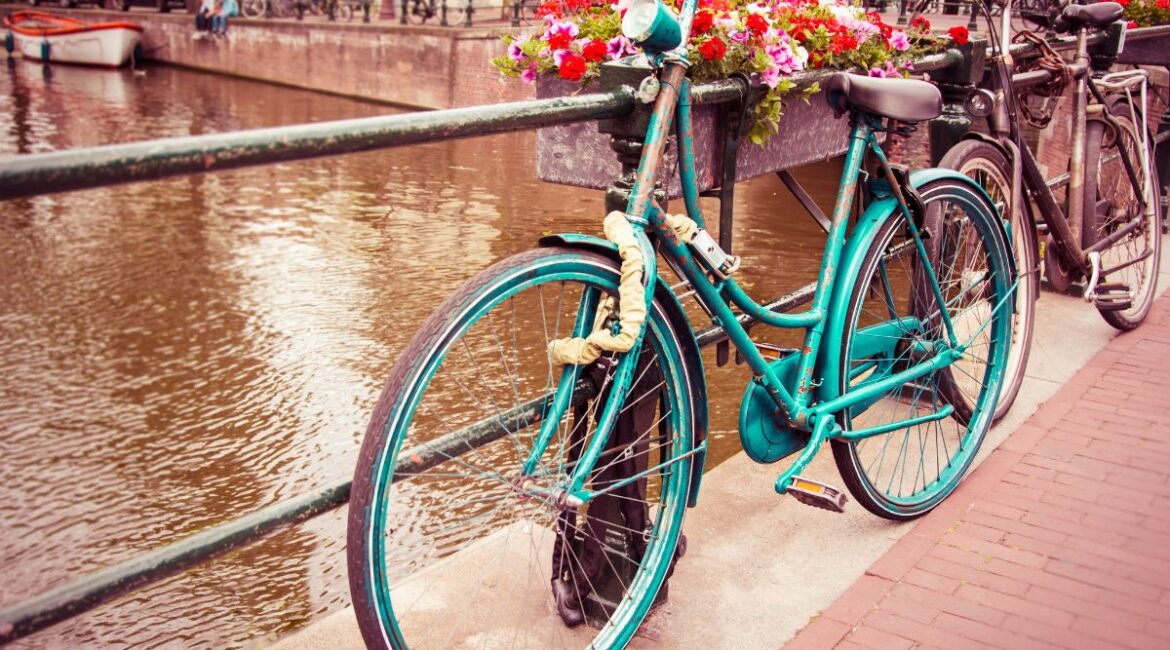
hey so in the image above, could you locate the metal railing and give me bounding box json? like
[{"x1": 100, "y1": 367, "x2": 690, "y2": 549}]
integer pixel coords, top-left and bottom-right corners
[{"x1": 0, "y1": 24, "x2": 1168, "y2": 646}]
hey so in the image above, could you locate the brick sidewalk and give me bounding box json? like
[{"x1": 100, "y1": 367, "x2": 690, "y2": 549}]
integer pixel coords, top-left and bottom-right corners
[{"x1": 787, "y1": 296, "x2": 1170, "y2": 650}]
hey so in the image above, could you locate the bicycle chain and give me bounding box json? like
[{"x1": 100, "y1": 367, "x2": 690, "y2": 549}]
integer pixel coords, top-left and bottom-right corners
[{"x1": 1012, "y1": 30, "x2": 1073, "y2": 129}]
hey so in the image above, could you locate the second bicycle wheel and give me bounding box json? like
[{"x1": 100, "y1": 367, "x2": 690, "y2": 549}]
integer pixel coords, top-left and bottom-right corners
[
  {"x1": 831, "y1": 177, "x2": 1013, "y2": 520},
  {"x1": 1083, "y1": 99, "x2": 1163, "y2": 330},
  {"x1": 348, "y1": 247, "x2": 697, "y2": 649},
  {"x1": 940, "y1": 139, "x2": 1036, "y2": 421}
]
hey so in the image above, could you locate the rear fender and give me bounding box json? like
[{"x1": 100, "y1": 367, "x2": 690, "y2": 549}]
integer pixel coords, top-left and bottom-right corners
[{"x1": 539, "y1": 233, "x2": 709, "y2": 507}]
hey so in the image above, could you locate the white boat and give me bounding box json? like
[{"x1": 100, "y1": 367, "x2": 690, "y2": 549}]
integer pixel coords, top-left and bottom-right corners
[{"x1": 3, "y1": 11, "x2": 143, "y2": 67}]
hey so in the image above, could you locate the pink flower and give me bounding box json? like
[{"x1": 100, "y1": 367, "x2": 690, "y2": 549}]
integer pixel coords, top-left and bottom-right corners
[
  {"x1": 606, "y1": 35, "x2": 636, "y2": 60},
  {"x1": 521, "y1": 62, "x2": 538, "y2": 84},
  {"x1": 767, "y1": 43, "x2": 801, "y2": 74},
  {"x1": 761, "y1": 67, "x2": 782, "y2": 88},
  {"x1": 507, "y1": 37, "x2": 529, "y2": 62},
  {"x1": 887, "y1": 30, "x2": 910, "y2": 52},
  {"x1": 868, "y1": 67, "x2": 886, "y2": 78}
]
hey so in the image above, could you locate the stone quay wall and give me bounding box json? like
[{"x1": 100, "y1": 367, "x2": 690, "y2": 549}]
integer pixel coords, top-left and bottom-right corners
[{"x1": 23, "y1": 7, "x2": 535, "y2": 109}]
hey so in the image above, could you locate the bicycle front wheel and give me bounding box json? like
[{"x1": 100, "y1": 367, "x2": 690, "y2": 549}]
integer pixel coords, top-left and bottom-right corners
[
  {"x1": 406, "y1": 0, "x2": 429, "y2": 23},
  {"x1": 940, "y1": 139, "x2": 1037, "y2": 422},
  {"x1": 348, "y1": 247, "x2": 696, "y2": 649},
  {"x1": 831, "y1": 177, "x2": 1014, "y2": 520},
  {"x1": 1084, "y1": 100, "x2": 1163, "y2": 330},
  {"x1": 240, "y1": 0, "x2": 266, "y2": 17}
]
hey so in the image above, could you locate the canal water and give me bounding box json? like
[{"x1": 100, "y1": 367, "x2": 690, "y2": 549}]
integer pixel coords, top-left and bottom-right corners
[{"x1": 1, "y1": 60, "x2": 851, "y2": 647}]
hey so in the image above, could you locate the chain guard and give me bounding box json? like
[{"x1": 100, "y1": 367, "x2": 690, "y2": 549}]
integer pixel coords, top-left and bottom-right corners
[{"x1": 738, "y1": 355, "x2": 810, "y2": 464}]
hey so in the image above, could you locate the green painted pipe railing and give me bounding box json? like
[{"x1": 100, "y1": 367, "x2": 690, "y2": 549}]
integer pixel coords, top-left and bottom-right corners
[{"x1": 2, "y1": 22, "x2": 1169, "y2": 646}]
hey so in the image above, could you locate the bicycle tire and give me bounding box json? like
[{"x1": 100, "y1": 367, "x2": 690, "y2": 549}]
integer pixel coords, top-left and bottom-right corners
[
  {"x1": 1083, "y1": 100, "x2": 1163, "y2": 330},
  {"x1": 830, "y1": 177, "x2": 1014, "y2": 520},
  {"x1": 241, "y1": 0, "x2": 267, "y2": 18},
  {"x1": 406, "y1": 0, "x2": 429, "y2": 24},
  {"x1": 939, "y1": 139, "x2": 1037, "y2": 422},
  {"x1": 348, "y1": 247, "x2": 695, "y2": 649}
]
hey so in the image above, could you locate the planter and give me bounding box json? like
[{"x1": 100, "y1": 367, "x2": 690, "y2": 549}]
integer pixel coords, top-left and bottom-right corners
[
  {"x1": 1117, "y1": 30, "x2": 1170, "y2": 65},
  {"x1": 535, "y1": 71, "x2": 850, "y2": 198}
]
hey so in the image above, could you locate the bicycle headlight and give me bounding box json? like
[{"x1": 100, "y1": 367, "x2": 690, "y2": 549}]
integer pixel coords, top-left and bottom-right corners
[
  {"x1": 963, "y1": 89, "x2": 995, "y2": 118},
  {"x1": 621, "y1": 0, "x2": 682, "y2": 53}
]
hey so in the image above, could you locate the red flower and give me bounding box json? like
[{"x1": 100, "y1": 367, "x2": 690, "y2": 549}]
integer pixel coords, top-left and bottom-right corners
[
  {"x1": 1127, "y1": 19, "x2": 1137, "y2": 28},
  {"x1": 692, "y1": 10, "x2": 714, "y2": 35},
  {"x1": 948, "y1": 25, "x2": 969, "y2": 45},
  {"x1": 830, "y1": 32, "x2": 858, "y2": 54},
  {"x1": 699, "y1": 37, "x2": 726, "y2": 60},
  {"x1": 558, "y1": 53, "x2": 587, "y2": 81},
  {"x1": 1157, "y1": 0, "x2": 1169, "y2": 9},
  {"x1": 547, "y1": 31, "x2": 572, "y2": 51},
  {"x1": 535, "y1": 1, "x2": 562, "y2": 19},
  {"x1": 582, "y1": 38, "x2": 607, "y2": 62},
  {"x1": 1116, "y1": 0, "x2": 1130, "y2": 5},
  {"x1": 745, "y1": 13, "x2": 768, "y2": 35},
  {"x1": 909, "y1": 15, "x2": 931, "y2": 31}
]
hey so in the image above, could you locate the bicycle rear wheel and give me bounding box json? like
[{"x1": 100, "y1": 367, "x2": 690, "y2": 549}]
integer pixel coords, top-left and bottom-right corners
[
  {"x1": 1083, "y1": 100, "x2": 1162, "y2": 330},
  {"x1": 831, "y1": 177, "x2": 1014, "y2": 520},
  {"x1": 348, "y1": 247, "x2": 696, "y2": 649},
  {"x1": 940, "y1": 139, "x2": 1036, "y2": 422}
]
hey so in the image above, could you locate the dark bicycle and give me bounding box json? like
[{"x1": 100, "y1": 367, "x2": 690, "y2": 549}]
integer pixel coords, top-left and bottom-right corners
[{"x1": 940, "y1": 0, "x2": 1162, "y2": 420}]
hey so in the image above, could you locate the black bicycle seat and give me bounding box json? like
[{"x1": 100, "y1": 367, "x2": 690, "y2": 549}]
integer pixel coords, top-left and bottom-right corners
[
  {"x1": 824, "y1": 73, "x2": 942, "y2": 123},
  {"x1": 1060, "y1": 2, "x2": 1124, "y2": 30}
]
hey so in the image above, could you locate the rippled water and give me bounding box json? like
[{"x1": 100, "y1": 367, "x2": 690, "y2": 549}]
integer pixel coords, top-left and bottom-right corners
[{"x1": 0, "y1": 59, "x2": 852, "y2": 647}]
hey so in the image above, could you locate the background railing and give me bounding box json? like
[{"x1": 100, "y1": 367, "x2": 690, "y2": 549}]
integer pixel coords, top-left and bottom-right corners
[{"x1": 1, "y1": 24, "x2": 1168, "y2": 646}]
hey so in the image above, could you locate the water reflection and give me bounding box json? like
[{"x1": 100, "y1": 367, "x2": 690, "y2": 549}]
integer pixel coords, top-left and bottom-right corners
[{"x1": 0, "y1": 60, "x2": 857, "y2": 647}]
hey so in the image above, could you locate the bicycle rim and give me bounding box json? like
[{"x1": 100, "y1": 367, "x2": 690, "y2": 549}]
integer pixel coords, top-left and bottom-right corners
[
  {"x1": 1086, "y1": 106, "x2": 1162, "y2": 329},
  {"x1": 348, "y1": 248, "x2": 694, "y2": 649},
  {"x1": 832, "y1": 180, "x2": 1012, "y2": 519}
]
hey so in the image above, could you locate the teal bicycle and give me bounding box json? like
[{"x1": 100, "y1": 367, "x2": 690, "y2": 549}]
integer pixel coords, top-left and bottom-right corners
[{"x1": 346, "y1": 1, "x2": 1016, "y2": 646}]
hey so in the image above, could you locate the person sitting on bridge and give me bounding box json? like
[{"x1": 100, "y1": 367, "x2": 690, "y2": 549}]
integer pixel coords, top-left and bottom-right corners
[
  {"x1": 192, "y1": 0, "x2": 215, "y2": 40},
  {"x1": 211, "y1": 0, "x2": 240, "y2": 38}
]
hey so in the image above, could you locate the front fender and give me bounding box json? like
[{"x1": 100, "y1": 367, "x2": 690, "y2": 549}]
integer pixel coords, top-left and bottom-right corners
[
  {"x1": 816, "y1": 169, "x2": 1013, "y2": 404},
  {"x1": 539, "y1": 233, "x2": 709, "y2": 507}
]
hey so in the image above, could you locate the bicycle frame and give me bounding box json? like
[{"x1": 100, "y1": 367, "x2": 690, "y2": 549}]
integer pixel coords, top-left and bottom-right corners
[
  {"x1": 983, "y1": 0, "x2": 1150, "y2": 277},
  {"x1": 519, "y1": 0, "x2": 995, "y2": 505}
]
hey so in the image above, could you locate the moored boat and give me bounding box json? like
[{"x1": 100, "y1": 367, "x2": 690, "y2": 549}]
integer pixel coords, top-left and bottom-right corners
[{"x1": 2, "y1": 11, "x2": 143, "y2": 67}]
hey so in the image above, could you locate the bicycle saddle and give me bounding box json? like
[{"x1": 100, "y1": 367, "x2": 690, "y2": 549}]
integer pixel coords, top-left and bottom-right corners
[
  {"x1": 824, "y1": 72, "x2": 942, "y2": 123},
  {"x1": 1059, "y1": 2, "x2": 1124, "y2": 29}
]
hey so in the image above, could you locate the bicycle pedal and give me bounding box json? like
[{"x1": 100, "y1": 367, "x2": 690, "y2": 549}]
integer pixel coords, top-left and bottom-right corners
[
  {"x1": 786, "y1": 476, "x2": 847, "y2": 513},
  {"x1": 1093, "y1": 283, "x2": 1133, "y2": 312}
]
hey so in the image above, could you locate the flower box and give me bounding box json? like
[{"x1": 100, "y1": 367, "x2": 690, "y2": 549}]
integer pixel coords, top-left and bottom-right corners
[{"x1": 535, "y1": 66, "x2": 849, "y2": 197}]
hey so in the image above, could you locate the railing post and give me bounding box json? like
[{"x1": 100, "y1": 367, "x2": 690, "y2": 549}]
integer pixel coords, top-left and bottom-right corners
[
  {"x1": 464, "y1": 0, "x2": 473, "y2": 27},
  {"x1": 400, "y1": 0, "x2": 408, "y2": 23},
  {"x1": 896, "y1": 0, "x2": 907, "y2": 25},
  {"x1": 362, "y1": 0, "x2": 370, "y2": 22},
  {"x1": 511, "y1": 0, "x2": 520, "y2": 27},
  {"x1": 597, "y1": 60, "x2": 657, "y2": 214},
  {"x1": 928, "y1": 38, "x2": 986, "y2": 165},
  {"x1": 440, "y1": 0, "x2": 448, "y2": 25},
  {"x1": 295, "y1": 0, "x2": 305, "y2": 20},
  {"x1": 967, "y1": 0, "x2": 979, "y2": 31}
]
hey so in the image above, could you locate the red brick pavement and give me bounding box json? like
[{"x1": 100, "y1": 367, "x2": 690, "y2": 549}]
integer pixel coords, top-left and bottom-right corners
[{"x1": 786, "y1": 295, "x2": 1170, "y2": 650}]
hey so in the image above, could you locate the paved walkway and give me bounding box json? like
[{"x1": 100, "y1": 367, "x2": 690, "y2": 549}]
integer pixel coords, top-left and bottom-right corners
[{"x1": 787, "y1": 296, "x2": 1170, "y2": 650}]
